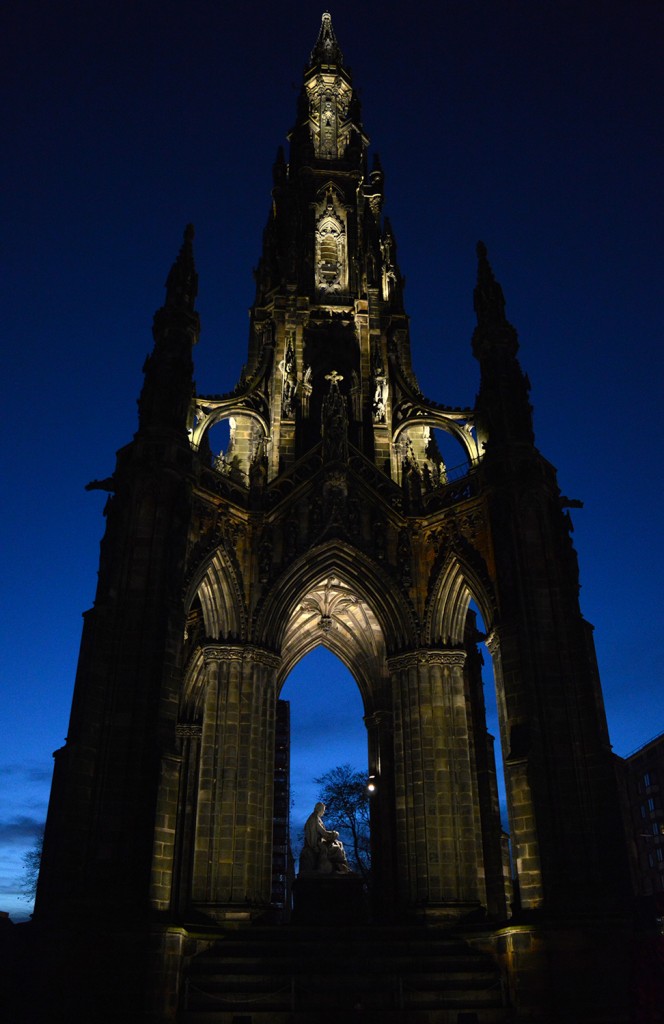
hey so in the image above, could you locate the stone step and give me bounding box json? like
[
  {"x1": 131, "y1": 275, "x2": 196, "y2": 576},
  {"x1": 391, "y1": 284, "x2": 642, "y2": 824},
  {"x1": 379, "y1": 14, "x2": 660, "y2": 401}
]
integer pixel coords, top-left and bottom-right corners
[
  {"x1": 181, "y1": 925, "x2": 509, "y2": 1022},
  {"x1": 187, "y1": 971, "x2": 502, "y2": 990},
  {"x1": 193, "y1": 932, "x2": 488, "y2": 960},
  {"x1": 180, "y1": 1010, "x2": 511, "y2": 1023},
  {"x1": 205, "y1": 924, "x2": 478, "y2": 944},
  {"x1": 198, "y1": 940, "x2": 481, "y2": 957},
  {"x1": 193, "y1": 954, "x2": 497, "y2": 972}
]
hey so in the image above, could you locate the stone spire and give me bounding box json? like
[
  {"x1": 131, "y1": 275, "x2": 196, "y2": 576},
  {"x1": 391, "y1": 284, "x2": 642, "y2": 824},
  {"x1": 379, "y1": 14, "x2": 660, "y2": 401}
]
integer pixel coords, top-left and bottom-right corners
[
  {"x1": 309, "y1": 11, "x2": 344, "y2": 68},
  {"x1": 472, "y1": 242, "x2": 534, "y2": 447},
  {"x1": 138, "y1": 226, "x2": 200, "y2": 435},
  {"x1": 164, "y1": 223, "x2": 198, "y2": 311},
  {"x1": 472, "y1": 241, "x2": 517, "y2": 355},
  {"x1": 286, "y1": 11, "x2": 366, "y2": 174},
  {"x1": 244, "y1": 12, "x2": 409, "y2": 476}
]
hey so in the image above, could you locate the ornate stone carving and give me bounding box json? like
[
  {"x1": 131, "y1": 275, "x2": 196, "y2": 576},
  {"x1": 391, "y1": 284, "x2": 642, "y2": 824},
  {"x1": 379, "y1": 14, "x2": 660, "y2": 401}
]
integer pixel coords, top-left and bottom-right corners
[
  {"x1": 183, "y1": 516, "x2": 247, "y2": 614},
  {"x1": 372, "y1": 377, "x2": 387, "y2": 423},
  {"x1": 202, "y1": 644, "x2": 281, "y2": 670},
  {"x1": 364, "y1": 708, "x2": 393, "y2": 731},
  {"x1": 175, "y1": 724, "x2": 202, "y2": 739},
  {"x1": 258, "y1": 526, "x2": 273, "y2": 583},
  {"x1": 314, "y1": 187, "x2": 348, "y2": 294},
  {"x1": 321, "y1": 370, "x2": 348, "y2": 463},
  {"x1": 279, "y1": 334, "x2": 297, "y2": 418},
  {"x1": 299, "y1": 577, "x2": 359, "y2": 637},
  {"x1": 387, "y1": 649, "x2": 467, "y2": 673},
  {"x1": 484, "y1": 630, "x2": 500, "y2": 657}
]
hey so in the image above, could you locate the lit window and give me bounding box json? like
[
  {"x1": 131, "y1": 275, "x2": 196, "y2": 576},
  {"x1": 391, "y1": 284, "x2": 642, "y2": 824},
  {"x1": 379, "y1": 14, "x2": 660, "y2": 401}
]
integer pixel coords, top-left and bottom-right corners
[
  {"x1": 644, "y1": 772, "x2": 652, "y2": 787},
  {"x1": 653, "y1": 823, "x2": 660, "y2": 835},
  {"x1": 648, "y1": 797, "x2": 656, "y2": 812},
  {"x1": 320, "y1": 235, "x2": 338, "y2": 265}
]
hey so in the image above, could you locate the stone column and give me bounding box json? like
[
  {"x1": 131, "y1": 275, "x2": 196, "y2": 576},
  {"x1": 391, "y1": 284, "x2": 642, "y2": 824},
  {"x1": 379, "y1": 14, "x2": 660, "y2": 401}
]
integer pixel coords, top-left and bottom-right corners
[
  {"x1": 168, "y1": 723, "x2": 202, "y2": 916},
  {"x1": 364, "y1": 708, "x2": 397, "y2": 918},
  {"x1": 191, "y1": 644, "x2": 280, "y2": 921},
  {"x1": 150, "y1": 720, "x2": 204, "y2": 915},
  {"x1": 486, "y1": 629, "x2": 543, "y2": 910},
  {"x1": 389, "y1": 649, "x2": 483, "y2": 919},
  {"x1": 149, "y1": 751, "x2": 182, "y2": 911}
]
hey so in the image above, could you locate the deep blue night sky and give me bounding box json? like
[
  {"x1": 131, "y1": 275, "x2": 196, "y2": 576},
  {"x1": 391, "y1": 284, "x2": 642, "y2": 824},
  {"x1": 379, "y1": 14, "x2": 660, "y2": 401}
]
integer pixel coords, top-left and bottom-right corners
[{"x1": 2, "y1": 1, "x2": 663, "y2": 920}]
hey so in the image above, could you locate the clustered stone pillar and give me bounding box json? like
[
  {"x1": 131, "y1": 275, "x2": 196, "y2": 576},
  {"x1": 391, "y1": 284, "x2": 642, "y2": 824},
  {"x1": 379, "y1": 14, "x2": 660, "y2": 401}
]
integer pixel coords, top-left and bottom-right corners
[
  {"x1": 485, "y1": 629, "x2": 543, "y2": 910},
  {"x1": 389, "y1": 649, "x2": 483, "y2": 917},
  {"x1": 150, "y1": 742, "x2": 192, "y2": 912},
  {"x1": 169, "y1": 723, "x2": 202, "y2": 916},
  {"x1": 191, "y1": 644, "x2": 280, "y2": 919}
]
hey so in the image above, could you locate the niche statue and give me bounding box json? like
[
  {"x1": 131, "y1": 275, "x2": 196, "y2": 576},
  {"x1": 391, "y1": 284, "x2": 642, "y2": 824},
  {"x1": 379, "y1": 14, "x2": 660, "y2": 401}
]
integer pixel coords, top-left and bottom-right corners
[{"x1": 299, "y1": 802, "x2": 350, "y2": 876}]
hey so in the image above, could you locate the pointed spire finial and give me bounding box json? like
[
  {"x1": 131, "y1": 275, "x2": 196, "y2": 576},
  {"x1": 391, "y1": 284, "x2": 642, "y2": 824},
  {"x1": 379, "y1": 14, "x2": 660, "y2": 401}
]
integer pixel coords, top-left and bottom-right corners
[
  {"x1": 472, "y1": 243, "x2": 533, "y2": 445},
  {"x1": 474, "y1": 240, "x2": 507, "y2": 328},
  {"x1": 165, "y1": 224, "x2": 198, "y2": 311},
  {"x1": 310, "y1": 11, "x2": 344, "y2": 67}
]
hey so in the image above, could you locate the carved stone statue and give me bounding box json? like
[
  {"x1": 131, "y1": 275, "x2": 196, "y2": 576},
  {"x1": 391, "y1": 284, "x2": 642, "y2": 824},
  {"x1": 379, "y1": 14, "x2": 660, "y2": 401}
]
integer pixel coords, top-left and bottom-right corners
[
  {"x1": 321, "y1": 370, "x2": 348, "y2": 462},
  {"x1": 299, "y1": 802, "x2": 350, "y2": 877},
  {"x1": 372, "y1": 378, "x2": 386, "y2": 423}
]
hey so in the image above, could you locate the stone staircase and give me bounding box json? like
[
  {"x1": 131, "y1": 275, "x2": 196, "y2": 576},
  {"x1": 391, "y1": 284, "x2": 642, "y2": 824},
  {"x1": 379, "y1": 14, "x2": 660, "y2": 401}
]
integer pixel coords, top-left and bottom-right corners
[{"x1": 180, "y1": 924, "x2": 511, "y2": 1023}]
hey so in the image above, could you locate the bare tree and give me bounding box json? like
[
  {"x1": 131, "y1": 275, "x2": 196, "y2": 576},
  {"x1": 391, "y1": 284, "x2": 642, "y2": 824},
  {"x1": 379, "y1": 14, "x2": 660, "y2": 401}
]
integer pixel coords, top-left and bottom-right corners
[
  {"x1": 314, "y1": 764, "x2": 371, "y2": 881},
  {"x1": 20, "y1": 829, "x2": 44, "y2": 902}
]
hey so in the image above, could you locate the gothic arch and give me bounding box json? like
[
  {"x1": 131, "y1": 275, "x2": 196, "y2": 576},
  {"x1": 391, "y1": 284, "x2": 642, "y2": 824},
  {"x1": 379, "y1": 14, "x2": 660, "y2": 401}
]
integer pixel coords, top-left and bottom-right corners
[
  {"x1": 315, "y1": 180, "x2": 345, "y2": 204},
  {"x1": 314, "y1": 185, "x2": 348, "y2": 294},
  {"x1": 184, "y1": 544, "x2": 247, "y2": 640},
  {"x1": 393, "y1": 410, "x2": 479, "y2": 465},
  {"x1": 179, "y1": 645, "x2": 207, "y2": 721},
  {"x1": 424, "y1": 551, "x2": 496, "y2": 645},
  {"x1": 190, "y1": 398, "x2": 269, "y2": 451},
  {"x1": 254, "y1": 540, "x2": 418, "y2": 658},
  {"x1": 276, "y1": 577, "x2": 387, "y2": 708}
]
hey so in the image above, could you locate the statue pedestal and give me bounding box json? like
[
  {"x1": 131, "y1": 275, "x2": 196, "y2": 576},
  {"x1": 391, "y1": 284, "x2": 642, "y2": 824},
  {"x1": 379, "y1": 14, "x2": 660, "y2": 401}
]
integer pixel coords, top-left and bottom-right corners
[{"x1": 292, "y1": 874, "x2": 368, "y2": 925}]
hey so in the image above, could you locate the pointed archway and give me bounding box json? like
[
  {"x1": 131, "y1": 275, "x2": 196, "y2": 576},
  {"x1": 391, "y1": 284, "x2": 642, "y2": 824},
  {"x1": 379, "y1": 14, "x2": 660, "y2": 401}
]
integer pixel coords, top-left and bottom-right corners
[
  {"x1": 280, "y1": 647, "x2": 368, "y2": 875},
  {"x1": 273, "y1": 567, "x2": 397, "y2": 917}
]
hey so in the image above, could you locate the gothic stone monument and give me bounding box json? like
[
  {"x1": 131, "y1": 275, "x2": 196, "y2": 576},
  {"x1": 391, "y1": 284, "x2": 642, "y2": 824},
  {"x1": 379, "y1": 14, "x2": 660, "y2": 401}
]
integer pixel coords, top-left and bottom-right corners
[{"x1": 32, "y1": 12, "x2": 633, "y2": 1022}]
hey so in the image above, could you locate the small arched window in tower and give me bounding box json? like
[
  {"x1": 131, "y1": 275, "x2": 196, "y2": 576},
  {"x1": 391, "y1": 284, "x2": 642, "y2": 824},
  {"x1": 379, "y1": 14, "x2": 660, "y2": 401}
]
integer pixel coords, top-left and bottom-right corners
[
  {"x1": 320, "y1": 233, "x2": 339, "y2": 275},
  {"x1": 318, "y1": 222, "x2": 342, "y2": 288}
]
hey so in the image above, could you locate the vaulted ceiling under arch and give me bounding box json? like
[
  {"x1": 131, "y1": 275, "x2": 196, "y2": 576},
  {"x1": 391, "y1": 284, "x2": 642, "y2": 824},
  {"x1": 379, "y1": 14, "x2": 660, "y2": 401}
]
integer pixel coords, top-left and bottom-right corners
[
  {"x1": 424, "y1": 553, "x2": 495, "y2": 645},
  {"x1": 255, "y1": 542, "x2": 417, "y2": 655},
  {"x1": 278, "y1": 574, "x2": 387, "y2": 707},
  {"x1": 184, "y1": 546, "x2": 246, "y2": 640}
]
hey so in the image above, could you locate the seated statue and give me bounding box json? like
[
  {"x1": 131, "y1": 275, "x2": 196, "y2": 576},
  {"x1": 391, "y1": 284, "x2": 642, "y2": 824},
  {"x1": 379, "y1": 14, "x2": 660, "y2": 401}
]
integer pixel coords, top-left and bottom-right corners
[{"x1": 299, "y1": 802, "x2": 350, "y2": 877}]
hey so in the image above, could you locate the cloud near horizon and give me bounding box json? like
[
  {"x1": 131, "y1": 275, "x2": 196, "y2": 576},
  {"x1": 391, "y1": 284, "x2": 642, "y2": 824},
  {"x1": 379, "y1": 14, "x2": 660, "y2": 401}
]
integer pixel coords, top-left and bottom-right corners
[
  {"x1": 0, "y1": 762, "x2": 53, "y2": 784},
  {"x1": 0, "y1": 815, "x2": 45, "y2": 847}
]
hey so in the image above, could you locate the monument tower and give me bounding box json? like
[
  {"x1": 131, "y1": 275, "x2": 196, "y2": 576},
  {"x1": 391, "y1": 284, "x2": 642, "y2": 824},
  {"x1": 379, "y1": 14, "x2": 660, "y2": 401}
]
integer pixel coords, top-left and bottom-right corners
[{"x1": 33, "y1": 12, "x2": 632, "y2": 1021}]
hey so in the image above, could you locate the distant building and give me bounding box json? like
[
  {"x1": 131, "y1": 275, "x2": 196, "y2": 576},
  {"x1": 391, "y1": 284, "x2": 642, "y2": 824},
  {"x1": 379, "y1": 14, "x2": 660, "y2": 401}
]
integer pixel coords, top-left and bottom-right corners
[{"x1": 619, "y1": 733, "x2": 664, "y2": 907}]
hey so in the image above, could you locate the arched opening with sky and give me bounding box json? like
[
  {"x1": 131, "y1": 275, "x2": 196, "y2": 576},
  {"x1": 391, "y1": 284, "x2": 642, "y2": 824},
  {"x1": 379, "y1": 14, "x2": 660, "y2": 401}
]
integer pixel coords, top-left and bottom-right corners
[{"x1": 280, "y1": 646, "x2": 368, "y2": 861}]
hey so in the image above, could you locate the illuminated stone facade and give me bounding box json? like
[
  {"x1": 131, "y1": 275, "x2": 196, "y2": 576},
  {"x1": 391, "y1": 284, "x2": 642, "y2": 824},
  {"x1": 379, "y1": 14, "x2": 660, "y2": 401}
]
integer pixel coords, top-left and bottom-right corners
[{"x1": 32, "y1": 13, "x2": 634, "y2": 1021}]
